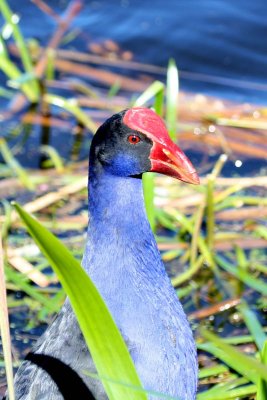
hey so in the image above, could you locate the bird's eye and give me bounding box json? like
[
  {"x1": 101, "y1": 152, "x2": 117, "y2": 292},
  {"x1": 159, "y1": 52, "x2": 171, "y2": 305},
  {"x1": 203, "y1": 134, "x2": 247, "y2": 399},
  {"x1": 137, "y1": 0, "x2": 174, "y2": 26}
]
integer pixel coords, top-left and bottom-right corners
[{"x1": 128, "y1": 135, "x2": 141, "y2": 144}]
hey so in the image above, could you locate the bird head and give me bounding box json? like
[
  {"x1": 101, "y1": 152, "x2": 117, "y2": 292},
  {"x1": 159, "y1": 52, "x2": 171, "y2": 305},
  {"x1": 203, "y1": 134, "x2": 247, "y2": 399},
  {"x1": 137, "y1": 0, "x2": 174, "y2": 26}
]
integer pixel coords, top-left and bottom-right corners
[{"x1": 91, "y1": 107, "x2": 199, "y2": 184}]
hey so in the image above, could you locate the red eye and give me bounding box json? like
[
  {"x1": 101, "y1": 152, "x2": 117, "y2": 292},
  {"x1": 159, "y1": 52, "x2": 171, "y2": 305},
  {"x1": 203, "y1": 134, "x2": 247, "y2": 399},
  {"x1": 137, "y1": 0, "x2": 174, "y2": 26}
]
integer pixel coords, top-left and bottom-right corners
[{"x1": 128, "y1": 135, "x2": 140, "y2": 144}]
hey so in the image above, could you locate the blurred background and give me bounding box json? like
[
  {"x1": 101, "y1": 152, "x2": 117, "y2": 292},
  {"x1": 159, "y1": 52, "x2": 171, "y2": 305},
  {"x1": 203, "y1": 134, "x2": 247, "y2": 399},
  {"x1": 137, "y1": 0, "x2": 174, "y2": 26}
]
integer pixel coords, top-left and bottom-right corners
[
  {"x1": 6, "y1": 0, "x2": 267, "y2": 103},
  {"x1": 0, "y1": 1, "x2": 266, "y2": 399}
]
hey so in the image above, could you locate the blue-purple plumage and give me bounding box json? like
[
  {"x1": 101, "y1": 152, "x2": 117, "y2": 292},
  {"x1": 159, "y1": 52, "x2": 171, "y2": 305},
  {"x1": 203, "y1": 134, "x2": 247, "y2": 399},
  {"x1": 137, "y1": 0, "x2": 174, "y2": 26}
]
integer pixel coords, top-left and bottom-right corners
[
  {"x1": 83, "y1": 169, "x2": 197, "y2": 399},
  {"x1": 11, "y1": 109, "x2": 198, "y2": 400}
]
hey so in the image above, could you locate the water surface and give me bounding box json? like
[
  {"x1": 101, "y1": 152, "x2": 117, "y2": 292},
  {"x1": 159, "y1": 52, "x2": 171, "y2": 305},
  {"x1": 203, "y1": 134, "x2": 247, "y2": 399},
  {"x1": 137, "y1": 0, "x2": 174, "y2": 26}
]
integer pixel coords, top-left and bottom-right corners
[{"x1": 6, "y1": 0, "x2": 267, "y2": 103}]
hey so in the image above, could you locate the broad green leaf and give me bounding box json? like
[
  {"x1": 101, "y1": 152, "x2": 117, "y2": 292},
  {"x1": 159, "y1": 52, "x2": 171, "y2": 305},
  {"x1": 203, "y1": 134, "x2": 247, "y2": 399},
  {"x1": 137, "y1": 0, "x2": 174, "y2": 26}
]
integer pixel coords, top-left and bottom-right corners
[{"x1": 14, "y1": 203, "x2": 147, "y2": 400}]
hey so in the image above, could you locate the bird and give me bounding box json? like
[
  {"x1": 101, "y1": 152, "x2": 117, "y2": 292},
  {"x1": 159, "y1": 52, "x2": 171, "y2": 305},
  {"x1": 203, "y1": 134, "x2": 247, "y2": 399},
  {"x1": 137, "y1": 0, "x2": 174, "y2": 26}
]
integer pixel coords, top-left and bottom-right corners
[{"x1": 10, "y1": 107, "x2": 199, "y2": 400}]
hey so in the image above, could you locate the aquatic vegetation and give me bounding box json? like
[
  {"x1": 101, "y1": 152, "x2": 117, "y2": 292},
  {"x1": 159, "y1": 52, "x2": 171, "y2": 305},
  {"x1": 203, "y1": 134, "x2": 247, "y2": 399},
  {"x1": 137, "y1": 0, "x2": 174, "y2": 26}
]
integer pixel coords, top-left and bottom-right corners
[{"x1": 0, "y1": 0, "x2": 266, "y2": 399}]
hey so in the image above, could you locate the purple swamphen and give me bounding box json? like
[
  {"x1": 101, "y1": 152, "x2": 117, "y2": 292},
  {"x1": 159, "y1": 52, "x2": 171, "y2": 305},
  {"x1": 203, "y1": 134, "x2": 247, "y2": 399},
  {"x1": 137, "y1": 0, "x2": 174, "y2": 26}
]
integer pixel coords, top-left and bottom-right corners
[{"x1": 11, "y1": 108, "x2": 199, "y2": 400}]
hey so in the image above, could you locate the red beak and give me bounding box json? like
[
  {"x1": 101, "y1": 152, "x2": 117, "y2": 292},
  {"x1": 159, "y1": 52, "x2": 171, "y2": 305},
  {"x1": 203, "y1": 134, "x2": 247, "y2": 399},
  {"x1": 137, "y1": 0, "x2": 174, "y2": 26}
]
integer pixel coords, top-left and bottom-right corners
[
  {"x1": 123, "y1": 107, "x2": 199, "y2": 185},
  {"x1": 149, "y1": 139, "x2": 199, "y2": 185}
]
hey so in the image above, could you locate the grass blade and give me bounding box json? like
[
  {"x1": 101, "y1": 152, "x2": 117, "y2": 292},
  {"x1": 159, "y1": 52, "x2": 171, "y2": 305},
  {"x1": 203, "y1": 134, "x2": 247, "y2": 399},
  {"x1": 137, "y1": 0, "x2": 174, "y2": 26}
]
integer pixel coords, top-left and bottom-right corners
[
  {"x1": 206, "y1": 155, "x2": 228, "y2": 253},
  {"x1": 0, "y1": 36, "x2": 37, "y2": 102},
  {"x1": 4, "y1": 264, "x2": 59, "y2": 312},
  {"x1": 239, "y1": 301, "x2": 266, "y2": 351},
  {"x1": 0, "y1": 233, "x2": 15, "y2": 400},
  {"x1": 216, "y1": 255, "x2": 267, "y2": 296},
  {"x1": 199, "y1": 328, "x2": 267, "y2": 384},
  {"x1": 44, "y1": 94, "x2": 97, "y2": 132},
  {"x1": 13, "y1": 202, "x2": 147, "y2": 400},
  {"x1": 197, "y1": 384, "x2": 256, "y2": 400},
  {"x1": 134, "y1": 80, "x2": 165, "y2": 107},
  {"x1": 154, "y1": 85, "x2": 164, "y2": 116},
  {"x1": 135, "y1": 82, "x2": 165, "y2": 231},
  {"x1": 83, "y1": 370, "x2": 184, "y2": 400},
  {"x1": 198, "y1": 365, "x2": 229, "y2": 379},
  {"x1": 45, "y1": 48, "x2": 56, "y2": 81},
  {"x1": 166, "y1": 58, "x2": 179, "y2": 141},
  {"x1": 258, "y1": 341, "x2": 267, "y2": 400},
  {"x1": 142, "y1": 173, "x2": 156, "y2": 231},
  {"x1": 108, "y1": 80, "x2": 121, "y2": 98},
  {"x1": 0, "y1": 138, "x2": 34, "y2": 190},
  {"x1": 0, "y1": 0, "x2": 39, "y2": 100},
  {"x1": 172, "y1": 255, "x2": 203, "y2": 287},
  {"x1": 167, "y1": 208, "x2": 214, "y2": 267},
  {"x1": 40, "y1": 145, "x2": 64, "y2": 172}
]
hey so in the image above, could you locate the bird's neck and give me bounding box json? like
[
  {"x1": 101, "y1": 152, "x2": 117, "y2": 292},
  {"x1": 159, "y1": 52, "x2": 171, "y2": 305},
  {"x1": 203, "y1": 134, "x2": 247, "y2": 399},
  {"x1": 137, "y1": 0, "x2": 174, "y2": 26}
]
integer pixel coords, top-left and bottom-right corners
[
  {"x1": 87, "y1": 164, "x2": 150, "y2": 238},
  {"x1": 82, "y1": 161, "x2": 167, "y2": 294}
]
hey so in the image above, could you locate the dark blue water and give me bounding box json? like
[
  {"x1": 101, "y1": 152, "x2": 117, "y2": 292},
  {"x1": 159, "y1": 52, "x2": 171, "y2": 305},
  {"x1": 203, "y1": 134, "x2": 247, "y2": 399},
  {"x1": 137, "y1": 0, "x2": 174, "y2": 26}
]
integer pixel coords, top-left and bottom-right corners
[{"x1": 7, "y1": 0, "x2": 267, "y2": 104}]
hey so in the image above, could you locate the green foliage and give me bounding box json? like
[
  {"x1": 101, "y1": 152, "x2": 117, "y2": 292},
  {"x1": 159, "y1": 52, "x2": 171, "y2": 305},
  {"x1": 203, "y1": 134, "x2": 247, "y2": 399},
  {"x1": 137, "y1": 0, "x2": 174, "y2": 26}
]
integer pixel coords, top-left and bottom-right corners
[
  {"x1": 0, "y1": 234, "x2": 15, "y2": 400},
  {"x1": 166, "y1": 58, "x2": 179, "y2": 141},
  {"x1": 134, "y1": 79, "x2": 165, "y2": 232},
  {"x1": 199, "y1": 329, "x2": 267, "y2": 385},
  {"x1": 13, "y1": 203, "x2": 148, "y2": 400},
  {"x1": 4, "y1": 265, "x2": 59, "y2": 312},
  {"x1": 258, "y1": 341, "x2": 267, "y2": 400},
  {"x1": 44, "y1": 94, "x2": 97, "y2": 132},
  {"x1": 0, "y1": 4, "x2": 266, "y2": 400},
  {"x1": 216, "y1": 255, "x2": 267, "y2": 296},
  {"x1": 239, "y1": 301, "x2": 266, "y2": 351},
  {"x1": 134, "y1": 66, "x2": 179, "y2": 232},
  {"x1": 134, "y1": 80, "x2": 164, "y2": 107},
  {"x1": 142, "y1": 173, "x2": 156, "y2": 231},
  {"x1": 0, "y1": 138, "x2": 34, "y2": 190},
  {"x1": 197, "y1": 383, "x2": 256, "y2": 400},
  {"x1": 40, "y1": 145, "x2": 64, "y2": 172},
  {"x1": 0, "y1": 0, "x2": 39, "y2": 101}
]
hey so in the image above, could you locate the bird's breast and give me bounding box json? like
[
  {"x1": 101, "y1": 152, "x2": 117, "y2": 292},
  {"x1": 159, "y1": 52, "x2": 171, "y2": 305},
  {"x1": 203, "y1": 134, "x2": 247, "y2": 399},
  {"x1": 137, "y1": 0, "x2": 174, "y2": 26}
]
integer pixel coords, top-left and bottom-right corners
[{"x1": 83, "y1": 240, "x2": 197, "y2": 399}]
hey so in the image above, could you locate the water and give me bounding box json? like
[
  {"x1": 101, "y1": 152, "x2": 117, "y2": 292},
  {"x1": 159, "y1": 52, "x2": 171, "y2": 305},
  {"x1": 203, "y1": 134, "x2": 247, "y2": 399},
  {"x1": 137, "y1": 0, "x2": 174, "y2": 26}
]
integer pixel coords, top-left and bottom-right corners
[
  {"x1": 6, "y1": 0, "x2": 267, "y2": 104},
  {"x1": 1, "y1": 0, "x2": 267, "y2": 169}
]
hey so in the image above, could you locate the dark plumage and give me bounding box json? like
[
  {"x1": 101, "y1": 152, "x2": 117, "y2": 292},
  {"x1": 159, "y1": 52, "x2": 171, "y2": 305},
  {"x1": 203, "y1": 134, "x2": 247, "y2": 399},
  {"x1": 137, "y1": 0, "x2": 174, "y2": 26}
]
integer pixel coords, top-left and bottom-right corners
[{"x1": 11, "y1": 108, "x2": 199, "y2": 400}]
